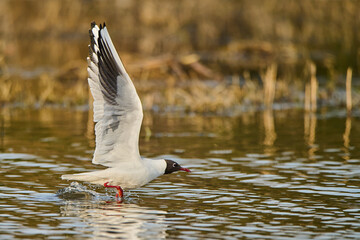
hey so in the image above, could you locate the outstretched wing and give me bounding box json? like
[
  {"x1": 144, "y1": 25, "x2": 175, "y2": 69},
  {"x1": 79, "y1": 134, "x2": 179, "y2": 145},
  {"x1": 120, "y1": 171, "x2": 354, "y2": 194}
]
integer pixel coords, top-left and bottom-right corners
[{"x1": 87, "y1": 22, "x2": 143, "y2": 168}]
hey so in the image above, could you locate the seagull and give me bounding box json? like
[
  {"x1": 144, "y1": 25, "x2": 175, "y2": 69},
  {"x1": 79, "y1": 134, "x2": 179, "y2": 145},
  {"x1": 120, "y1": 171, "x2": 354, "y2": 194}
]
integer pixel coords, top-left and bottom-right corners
[{"x1": 61, "y1": 22, "x2": 190, "y2": 200}]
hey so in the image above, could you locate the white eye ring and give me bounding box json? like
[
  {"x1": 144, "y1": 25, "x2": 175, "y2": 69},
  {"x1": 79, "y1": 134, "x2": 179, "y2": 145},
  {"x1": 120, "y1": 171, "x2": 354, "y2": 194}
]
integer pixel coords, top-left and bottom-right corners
[{"x1": 173, "y1": 163, "x2": 177, "y2": 167}]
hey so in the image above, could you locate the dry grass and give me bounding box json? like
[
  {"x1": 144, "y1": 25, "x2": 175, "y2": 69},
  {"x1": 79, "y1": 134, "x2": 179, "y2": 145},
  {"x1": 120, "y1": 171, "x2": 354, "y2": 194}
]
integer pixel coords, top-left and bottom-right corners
[
  {"x1": 0, "y1": 59, "x2": 357, "y2": 114},
  {"x1": 0, "y1": 0, "x2": 359, "y2": 112},
  {"x1": 0, "y1": 61, "x2": 88, "y2": 106}
]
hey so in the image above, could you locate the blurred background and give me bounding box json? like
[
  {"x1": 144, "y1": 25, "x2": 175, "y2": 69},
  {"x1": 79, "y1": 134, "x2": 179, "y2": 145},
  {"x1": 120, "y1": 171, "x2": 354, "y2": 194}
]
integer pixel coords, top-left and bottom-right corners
[
  {"x1": 2, "y1": 2, "x2": 360, "y2": 238},
  {"x1": 0, "y1": 0, "x2": 359, "y2": 112}
]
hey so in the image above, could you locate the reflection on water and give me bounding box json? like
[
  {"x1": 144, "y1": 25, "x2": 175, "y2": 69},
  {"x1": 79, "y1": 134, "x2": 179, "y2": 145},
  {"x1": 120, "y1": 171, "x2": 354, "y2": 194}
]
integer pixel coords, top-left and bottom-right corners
[
  {"x1": 1, "y1": 108, "x2": 360, "y2": 239},
  {"x1": 263, "y1": 109, "x2": 276, "y2": 147},
  {"x1": 61, "y1": 201, "x2": 167, "y2": 239},
  {"x1": 343, "y1": 116, "x2": 351, "y2": 149},
  {"x1": 304, "y1": 112, "x2": 318, "y2": 160}
]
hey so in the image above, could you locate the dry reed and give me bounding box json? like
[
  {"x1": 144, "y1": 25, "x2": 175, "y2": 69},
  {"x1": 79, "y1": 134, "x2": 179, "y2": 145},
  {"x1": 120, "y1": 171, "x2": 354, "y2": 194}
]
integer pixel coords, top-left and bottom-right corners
[
  {"x1": 304, "y1": 83, "x2": 311, "y2": 112},
  {"x1": 346, "y1": 67, "x2": 352, "y2": 114},
  {"x1": 310, "y1": 62, "x2": 318, "y2": 112},
  {"x1": 263, "y1": 64, "x2": 277, "y2": 108}
]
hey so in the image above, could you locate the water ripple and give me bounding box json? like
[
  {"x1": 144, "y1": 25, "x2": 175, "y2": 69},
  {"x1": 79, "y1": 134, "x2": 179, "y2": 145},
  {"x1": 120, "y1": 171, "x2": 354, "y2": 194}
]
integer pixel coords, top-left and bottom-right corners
[{"x1": 1, "y1": 109, "x2": 360, "y2": 239}]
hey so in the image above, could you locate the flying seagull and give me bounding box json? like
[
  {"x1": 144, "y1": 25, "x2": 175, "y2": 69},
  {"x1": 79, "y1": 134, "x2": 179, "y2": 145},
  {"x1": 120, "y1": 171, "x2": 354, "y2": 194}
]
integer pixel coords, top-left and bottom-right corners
[{"x1": 61, "y1": 22, "x2": 190, "y2": 200}]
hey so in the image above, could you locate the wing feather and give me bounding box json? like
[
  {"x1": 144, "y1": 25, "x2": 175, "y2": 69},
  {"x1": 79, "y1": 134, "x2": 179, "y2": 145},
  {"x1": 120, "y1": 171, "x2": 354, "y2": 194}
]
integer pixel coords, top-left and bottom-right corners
[{"x1": 87, "y1": 22, "x2": 143, "y2": 167}]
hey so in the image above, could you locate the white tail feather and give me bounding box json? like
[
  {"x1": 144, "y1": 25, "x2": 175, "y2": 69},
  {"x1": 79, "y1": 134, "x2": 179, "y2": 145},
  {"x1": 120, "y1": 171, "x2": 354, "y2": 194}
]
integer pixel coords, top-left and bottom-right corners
[{"x1": 61, "y1": 171, "x2": 108, "y2": 185}]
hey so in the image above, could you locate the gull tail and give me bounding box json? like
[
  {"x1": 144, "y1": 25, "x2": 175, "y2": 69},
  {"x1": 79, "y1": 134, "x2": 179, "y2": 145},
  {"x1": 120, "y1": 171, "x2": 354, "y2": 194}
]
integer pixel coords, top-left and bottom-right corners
[
  {"x1": 61, "y1": 170, "x2": 108, "y2": 185},
  {"x1": 61, "y1": 173, "x2": 90, "y2": 181}
]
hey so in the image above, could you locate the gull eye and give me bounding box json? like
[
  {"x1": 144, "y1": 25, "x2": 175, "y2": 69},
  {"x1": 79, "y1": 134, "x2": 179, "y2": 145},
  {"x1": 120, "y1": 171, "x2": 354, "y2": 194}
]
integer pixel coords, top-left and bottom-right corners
[{"x1": 173, "y1": 163, "x2": 178, "y2": 168}]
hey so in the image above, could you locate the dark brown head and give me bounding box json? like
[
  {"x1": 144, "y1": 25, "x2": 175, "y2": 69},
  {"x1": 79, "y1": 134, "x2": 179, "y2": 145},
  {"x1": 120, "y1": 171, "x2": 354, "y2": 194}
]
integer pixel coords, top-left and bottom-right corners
[{"x1": 164, "y1": 159, "x2": 191, "y2": 174}]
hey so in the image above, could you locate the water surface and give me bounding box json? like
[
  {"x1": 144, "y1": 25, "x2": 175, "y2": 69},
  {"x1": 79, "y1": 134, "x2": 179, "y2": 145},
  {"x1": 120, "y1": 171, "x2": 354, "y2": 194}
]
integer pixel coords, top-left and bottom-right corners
[{"x1": 1, "y1": 108, "x2": 360, "y2": 239}]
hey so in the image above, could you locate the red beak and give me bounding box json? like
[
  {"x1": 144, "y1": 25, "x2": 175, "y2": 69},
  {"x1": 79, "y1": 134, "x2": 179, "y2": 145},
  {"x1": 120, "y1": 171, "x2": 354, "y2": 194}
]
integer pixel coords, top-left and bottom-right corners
[{"x1": 180, "y1": 167, "x2": 191, "y2": 172}]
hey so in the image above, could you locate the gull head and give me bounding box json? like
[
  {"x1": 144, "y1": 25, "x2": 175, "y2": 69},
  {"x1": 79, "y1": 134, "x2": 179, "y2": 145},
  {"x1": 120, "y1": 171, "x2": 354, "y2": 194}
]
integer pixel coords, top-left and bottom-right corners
[{"x1": 164, "y1": 159, "x2": 191, "y2": 174}]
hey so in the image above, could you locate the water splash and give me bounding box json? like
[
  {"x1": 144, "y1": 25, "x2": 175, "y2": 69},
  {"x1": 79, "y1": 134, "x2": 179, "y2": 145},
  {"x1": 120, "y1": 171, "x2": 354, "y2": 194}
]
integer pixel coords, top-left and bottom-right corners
[
  {"x1": 57, "y1": 182, "x2": 139, "y2": 203},
  {"x1": 56, "y1": 182, "x2": 101, "y2": 200}
]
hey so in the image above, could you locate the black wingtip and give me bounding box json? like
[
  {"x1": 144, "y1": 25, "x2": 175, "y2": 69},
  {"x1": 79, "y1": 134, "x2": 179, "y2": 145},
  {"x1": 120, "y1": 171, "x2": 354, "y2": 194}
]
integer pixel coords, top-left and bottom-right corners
[
  {"x1": 91, "y1": 21, "x2": 96, "y2": 28},
  {"x1": 103, "y1": 22, "x2": 106, "y2": 27},
  {"x1": 88, "y1": 45, "x2": 92, "y2": 57},
  {"x1": 99, "y1": 23, "x2": 103, "y2": 29},
  {"x1": 89, "y1": 28, "x2": 96, "y2": 52}
]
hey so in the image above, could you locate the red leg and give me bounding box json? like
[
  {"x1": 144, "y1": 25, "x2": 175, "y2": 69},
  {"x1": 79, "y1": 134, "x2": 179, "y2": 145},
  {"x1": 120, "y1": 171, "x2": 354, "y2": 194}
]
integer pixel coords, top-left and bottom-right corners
[{"x1": 104, "y1": 182, "x2": 124, "y2": 200}]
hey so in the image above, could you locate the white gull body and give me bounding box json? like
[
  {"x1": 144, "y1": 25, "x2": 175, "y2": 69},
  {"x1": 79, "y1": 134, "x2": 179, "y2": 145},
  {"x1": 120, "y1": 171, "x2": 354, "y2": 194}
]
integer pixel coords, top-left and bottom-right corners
[{"x1": 61, "y1": 22, "x2": 189, "y2": 191}]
